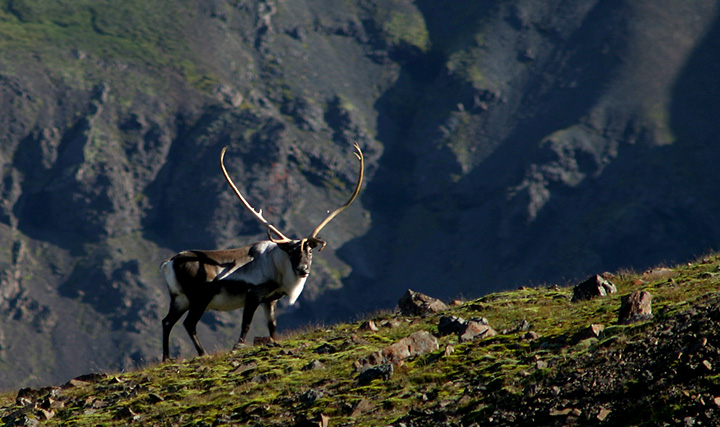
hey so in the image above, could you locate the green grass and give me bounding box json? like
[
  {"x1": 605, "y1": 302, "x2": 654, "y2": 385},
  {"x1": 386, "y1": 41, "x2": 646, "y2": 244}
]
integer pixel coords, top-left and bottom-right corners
[
  {"x1": 0, "y1": 1, "x2": 189, "y2": 56},
  {"x1": 0, "y1": 0, "x2": 218, "y2": 95},
  {"x1": 365, "y1": 0, "x2": 429, "y2": 52},
  {"x1": 3, "y1": 253, "x2": 720, "y2": 425}
]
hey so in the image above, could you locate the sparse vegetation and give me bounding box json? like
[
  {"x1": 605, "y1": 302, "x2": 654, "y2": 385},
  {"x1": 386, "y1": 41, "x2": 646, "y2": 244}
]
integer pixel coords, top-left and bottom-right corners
[
  {"x1": 3, "y1": 253, "x2": 720, "y2": 425},
  {"x1": 367, "y1": 0, "x2": 429, "y2": 53}
]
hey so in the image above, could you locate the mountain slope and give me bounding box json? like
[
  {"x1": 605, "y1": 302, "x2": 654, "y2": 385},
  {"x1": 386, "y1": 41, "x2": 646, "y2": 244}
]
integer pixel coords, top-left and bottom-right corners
[
  {"x1": 3, "y1": 254, "x2": 720, "y2": 426},
  {"x1": 333, "y1": 0, "x2": 720, "y2": 312},
  {"x1": 0, "y1": 0, "x2": 389, "y2": 388}
]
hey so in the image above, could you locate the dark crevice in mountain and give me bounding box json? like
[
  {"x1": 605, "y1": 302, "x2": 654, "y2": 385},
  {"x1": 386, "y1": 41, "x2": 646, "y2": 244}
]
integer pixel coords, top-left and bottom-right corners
[{"x1": 303, "y1": 4, "x2": 493, "y2": 322}]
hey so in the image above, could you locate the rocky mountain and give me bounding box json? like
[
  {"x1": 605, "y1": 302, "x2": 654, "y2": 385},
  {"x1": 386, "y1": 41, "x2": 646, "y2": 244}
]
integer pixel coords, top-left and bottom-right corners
[{"x1": 0, "y1": 0, "x2": 719, "y2": 389}]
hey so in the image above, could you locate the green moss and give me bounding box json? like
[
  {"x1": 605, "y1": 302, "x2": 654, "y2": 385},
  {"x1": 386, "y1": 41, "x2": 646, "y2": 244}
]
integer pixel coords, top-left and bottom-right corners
[
  {"x1": 446, "y1": 46, "x2": 491, "y2": 88},
  {"x1": 0, "y1": 0, "x2": 220, "y2": 101},
  {"x1": 367, "y1": 0, "x2": 429, "y2": 52},
  {"x1": 383, "y1": 11, "x2": 429, "y2": 51}
]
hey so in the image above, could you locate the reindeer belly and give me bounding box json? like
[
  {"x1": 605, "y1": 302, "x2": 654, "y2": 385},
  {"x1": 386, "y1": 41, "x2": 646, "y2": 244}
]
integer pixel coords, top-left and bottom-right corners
[{"x1": 206, "y1": 282, "x2": 251, "y2": 311}]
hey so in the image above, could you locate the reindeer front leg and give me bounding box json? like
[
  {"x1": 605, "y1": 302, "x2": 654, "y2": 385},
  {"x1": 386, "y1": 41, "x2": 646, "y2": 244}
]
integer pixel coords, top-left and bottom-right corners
[
  {"x1": 263, "y1": 300, "x2": 278, "y2": 341},
  {"x1": 234, "y1": 293, "x2": 260, "y2": 349}
]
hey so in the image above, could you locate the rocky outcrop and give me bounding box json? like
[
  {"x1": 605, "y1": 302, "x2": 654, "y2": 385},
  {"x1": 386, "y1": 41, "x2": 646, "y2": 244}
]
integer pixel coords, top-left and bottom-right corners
[
  {"x1": 438, "y1": 315, "x2": 497, "y2": 342},
  {"x1": 398, "y1": 290, "x2": 448, "y2": 316},
  {"x1": 619, "y1": 291, "x2": 653, "y2": 324},
  {"x1": 571, "y1": 275, "x2": 617, "y2": 302},
  {"x1": 356, "y1": 330, "x2": 439, "y2": 371}
]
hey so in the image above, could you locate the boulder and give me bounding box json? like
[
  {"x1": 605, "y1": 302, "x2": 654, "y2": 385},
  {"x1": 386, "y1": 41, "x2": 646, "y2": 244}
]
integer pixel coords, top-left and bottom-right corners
[
  {"x1": 298, "y1": 389, "x2": 324, "y2": 406},
  {"x1": 301, "y1": 360, "x2": 325, "y2": 371},
  {"x1": 572, "y1": 275, "x2": 617, "y2": 302},
  {"x1": 357, "y1": 364, "x2": 393, "y2": 386},
  {"x1": 438, "y1": 315, "x2": 497, "y2": 342},
  {"x1": 313, "y1": 343, "x2": 338, "y2": 354},
  {"x1": 437, "y1": 316, "x2": 468, "y2": 335},
  {"x1": 398, "y1": 289, "x2": 448, "y2": 316},
  {"x1": 348, "y1": 398, "x2": 373, "y2": 417},
  {"x1": 618, "y1": 291, "x2": 653, "y2": 324},
  {"x1": 357, "y1": 320, "x2": 378, "y2": 332},
  {"x1": 572, "y1": 324, "x2": 605, "y2": 342},
  {"x1": 460, "y1": 320, "x2": 498, "y2": 342},
  {"x1": 356, "y1": 330, "x2": 439, "y2": 369}
]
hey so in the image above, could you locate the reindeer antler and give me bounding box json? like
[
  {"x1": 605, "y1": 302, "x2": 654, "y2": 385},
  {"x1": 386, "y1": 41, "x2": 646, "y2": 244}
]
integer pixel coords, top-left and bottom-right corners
[
  {"x1": 307, "y1": 142, "x2": 364, "y2": 250},
  {"x1": 220, "y1": 146, "x2": 293, "y2": 244}
]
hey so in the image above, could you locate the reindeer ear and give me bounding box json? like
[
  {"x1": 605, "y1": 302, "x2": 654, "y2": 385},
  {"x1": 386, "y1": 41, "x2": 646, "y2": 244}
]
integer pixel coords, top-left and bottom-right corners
[
  {"x1": 306, "y1": 237, "x2": 326, "y2": 251},
  {"x1": 316, "y1": 241, "x2": 327, "y2": 251}
]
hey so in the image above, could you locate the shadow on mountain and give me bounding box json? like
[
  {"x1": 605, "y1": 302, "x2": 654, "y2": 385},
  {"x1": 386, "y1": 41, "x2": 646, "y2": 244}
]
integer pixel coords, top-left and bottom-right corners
[{"x1": 295, "y1": 1, "x2": 636, "y2": 324}]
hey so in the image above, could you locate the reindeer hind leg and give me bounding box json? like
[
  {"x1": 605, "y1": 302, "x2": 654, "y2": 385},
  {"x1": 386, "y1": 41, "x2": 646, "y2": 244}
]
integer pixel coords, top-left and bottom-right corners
[
  {"x1": 183, "y1": 301, "x2": 210, "y2": 357},
  {"x1": 162, "y1": 296, "x2": 189, "y2": 361}
]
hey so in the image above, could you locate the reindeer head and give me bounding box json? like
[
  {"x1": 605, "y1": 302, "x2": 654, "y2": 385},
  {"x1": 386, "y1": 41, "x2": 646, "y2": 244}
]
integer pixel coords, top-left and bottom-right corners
[{"x1": 274, "y1": 239, "x2": 314, "y2": 278}]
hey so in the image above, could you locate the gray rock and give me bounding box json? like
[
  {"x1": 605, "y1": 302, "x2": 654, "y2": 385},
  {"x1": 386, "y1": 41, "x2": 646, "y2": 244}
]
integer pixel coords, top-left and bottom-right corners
[
  {"x1": 356, "y1": 330, "x2": 439, "y2": 369},
  {"x1": 438, "y1": 315, "x2": 496, "y2": 342},
  {"x1": 437, "y1": 315, "x2": 468, "y2": 336},
  {"x1": 357, "y1": 364, "x2": 393, "y2": 386},
  {"x1": 572, "y1": 275, "x2": 617, "y2": 302},
  {"x1": 358, "y1": 320, "x2": 379, "y2": 332},
  {"x1": 301, "y1": 360, "x2": 325, "y2": 371},
  {"x1": 460, "y1": 320, "x2": 497, "y2": 342},
  {"x1": 398, "y1": 290, "x2": 448, "y2": 316},
  {"x1": 572, "y1": 324, "x2": 605, "y2": 342},
  {"x1": 313, "y1": 343, "x2": 338, "y2": 354},
  {"x1": 298, "y1": 388, "x2": 323, "y2": 405},
  {"x1": 619, "y1": 291, "x2": 653, "y2": 324}
]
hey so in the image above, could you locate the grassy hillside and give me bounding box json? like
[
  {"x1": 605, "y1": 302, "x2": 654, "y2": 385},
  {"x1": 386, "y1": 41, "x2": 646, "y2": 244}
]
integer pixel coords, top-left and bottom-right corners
[
  {"x1": 3, "y1": 253, "x2": 720, "y2": 426},
  {"x1": 0, "y1": 1, "x2": 203, "y2": 75}
]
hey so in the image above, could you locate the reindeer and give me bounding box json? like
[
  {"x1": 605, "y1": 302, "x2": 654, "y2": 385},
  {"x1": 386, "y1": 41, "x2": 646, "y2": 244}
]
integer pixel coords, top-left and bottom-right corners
[{"x1": 161, "y1": 143, "x2": 364, "y2": 361}]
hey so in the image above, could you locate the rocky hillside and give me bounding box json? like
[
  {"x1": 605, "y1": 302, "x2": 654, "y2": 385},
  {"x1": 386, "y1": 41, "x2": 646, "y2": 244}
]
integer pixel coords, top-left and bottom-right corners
[
  {"x1": 1, "y1": 0, "x2": 720, "y2": 389},
  {"x1": 3, "y1": 253, "x2": 720, "y2": 426}
]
